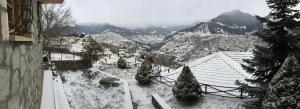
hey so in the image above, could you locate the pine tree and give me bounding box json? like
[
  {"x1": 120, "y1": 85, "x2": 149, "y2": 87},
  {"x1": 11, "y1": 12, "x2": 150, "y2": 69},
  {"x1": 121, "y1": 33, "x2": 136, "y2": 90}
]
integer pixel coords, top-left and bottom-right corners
[
  {"x1": 242, "y1": 0, "x2": 300, "y2": 97},
  {"x1": 135, "y1": 58, "x2": 153, "y2": 85},
  {"x1": 172, "y1": 66, "x2": 202, "y2": 101},
  {"x1": 263, "y1": 55, "x2": 300, "y2": 108},
  {"x1": 117, "y1": 57, "x2": 127, "y2": 69}
]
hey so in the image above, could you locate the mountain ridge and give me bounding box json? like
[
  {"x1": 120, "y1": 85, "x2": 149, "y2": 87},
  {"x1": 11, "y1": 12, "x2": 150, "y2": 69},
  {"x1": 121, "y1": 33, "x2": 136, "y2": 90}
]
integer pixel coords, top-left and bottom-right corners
[{"x1": 167, "y1": 10, "x2": 263, "y2": 39}]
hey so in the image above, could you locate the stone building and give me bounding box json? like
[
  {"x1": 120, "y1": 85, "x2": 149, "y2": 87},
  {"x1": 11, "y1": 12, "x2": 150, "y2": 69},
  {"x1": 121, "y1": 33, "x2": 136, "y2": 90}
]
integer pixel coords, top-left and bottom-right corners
[{"x1": 0, "y1": 0, "x2": 63, "y2": 109}]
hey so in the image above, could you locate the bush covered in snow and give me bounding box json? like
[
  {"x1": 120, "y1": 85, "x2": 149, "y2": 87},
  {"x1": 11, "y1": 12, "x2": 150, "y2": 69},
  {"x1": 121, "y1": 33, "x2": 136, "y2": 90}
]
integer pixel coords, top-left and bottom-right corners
[
  {"x1": 99, "y1": 77, "x2": 121, "y2": 89},
  {"x1": 82, "y1": 69, "x2": 98, "y2": 79},
  {"x1": 117, "y1": 57, "x2": 127, "y2": 69},
  {"x1": 172, "y1": 66, "x2": 202, "y2": 101},
  {"x1": 263, "y1": 55, "x2": 300, "y2": 109},
  {"x1": 135, "y1": 58, "x2": 153, "y2": 85}
]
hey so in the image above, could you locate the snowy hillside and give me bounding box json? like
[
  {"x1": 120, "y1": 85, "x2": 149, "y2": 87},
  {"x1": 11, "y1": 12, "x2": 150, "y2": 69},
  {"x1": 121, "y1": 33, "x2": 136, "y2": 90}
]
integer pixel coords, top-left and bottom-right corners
[
  {"x1": 91, "y1": 32, "x2": 165, "y2": 45},
  {"x1": 92, "y1": 32, "x2": 136, "y2": 47},
  {"x1": 153, "y1": 10, "x2": 263, "y2": 63},
  {"x1": 157, "y1": 33, "x2": 259, "y2": 62},
  {"x1": 92, "y1": 32, "x2": 152, "y2": 52}
]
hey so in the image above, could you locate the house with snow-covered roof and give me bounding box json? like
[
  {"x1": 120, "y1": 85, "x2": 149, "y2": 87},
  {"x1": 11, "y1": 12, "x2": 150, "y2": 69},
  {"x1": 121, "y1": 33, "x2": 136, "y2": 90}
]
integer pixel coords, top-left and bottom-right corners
[{"x1": 161, "y1": 51, "x2": 254, "y2": 97}]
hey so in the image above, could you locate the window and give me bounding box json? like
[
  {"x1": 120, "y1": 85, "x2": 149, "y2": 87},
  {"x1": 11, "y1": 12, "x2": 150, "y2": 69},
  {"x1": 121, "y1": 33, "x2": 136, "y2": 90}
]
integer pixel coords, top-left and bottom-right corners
[
  {"x1": 7, "y1": 0, "x2": 20, "y2": 34},
  {"x1": 7, "y1": 0, "x2": 33, "y2": 42}
]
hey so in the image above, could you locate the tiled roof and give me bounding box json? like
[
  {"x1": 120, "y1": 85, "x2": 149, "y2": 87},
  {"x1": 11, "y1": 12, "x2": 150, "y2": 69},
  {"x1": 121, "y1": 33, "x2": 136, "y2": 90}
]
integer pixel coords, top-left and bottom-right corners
[
  {"x1": 161, "y1": 51, "x2": 254, "y2": 96},
  {"x1": 222, "y1": 51, "x2": 253, "y2": 64}
]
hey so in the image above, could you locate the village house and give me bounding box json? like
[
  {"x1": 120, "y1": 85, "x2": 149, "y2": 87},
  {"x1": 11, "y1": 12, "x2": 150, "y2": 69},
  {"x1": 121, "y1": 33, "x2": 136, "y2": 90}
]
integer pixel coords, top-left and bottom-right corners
[{"x1": 161, "y1": 51, "x2": 253, "y2": 98}]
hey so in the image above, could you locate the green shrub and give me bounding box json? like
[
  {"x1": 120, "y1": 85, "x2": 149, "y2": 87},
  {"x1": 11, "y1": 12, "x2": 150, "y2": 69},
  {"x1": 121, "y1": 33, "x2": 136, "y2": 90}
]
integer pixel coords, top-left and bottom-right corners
[
  {"x1": 117, "y1": 57, "x2": 127, "y2": 69},
  {"x1": 135, "y1": 58, "x2": 153, "y2": 85},
  {"x1": 172, "y1": 66, "x2": 202, "y2": 101},
  {"x1": 99, "y1": 77, "x2": 120, "y2": 88}
]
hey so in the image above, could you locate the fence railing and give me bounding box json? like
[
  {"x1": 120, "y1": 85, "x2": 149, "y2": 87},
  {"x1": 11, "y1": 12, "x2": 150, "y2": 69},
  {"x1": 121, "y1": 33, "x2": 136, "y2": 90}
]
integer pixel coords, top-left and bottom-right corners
[{"x1": 155, "y1": 75, "x2": 257, "y2": 99}]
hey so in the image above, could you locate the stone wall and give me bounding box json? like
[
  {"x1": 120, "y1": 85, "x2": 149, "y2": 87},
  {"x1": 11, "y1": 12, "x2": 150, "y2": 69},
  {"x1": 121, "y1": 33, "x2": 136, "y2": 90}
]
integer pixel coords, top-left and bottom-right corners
[
  {"x1": 0, "y1": 42, "x2": 43, "y2": 109},
  {"x1": 0, "y1": 0, "x2": 44, "y2": 109}
]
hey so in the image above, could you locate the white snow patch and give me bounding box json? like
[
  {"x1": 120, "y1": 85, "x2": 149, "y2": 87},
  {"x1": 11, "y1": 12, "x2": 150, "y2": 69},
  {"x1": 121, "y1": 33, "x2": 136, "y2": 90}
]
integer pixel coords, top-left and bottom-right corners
[
  {"x1": 69, "y1": 40, "x2": 84, "y2": 52},
  {"x1": 51, "y1": 53, "x2": 81, "y2": 61},
  {"x1": 62, "y1": 71, "x2": 126, "y2": 109}
]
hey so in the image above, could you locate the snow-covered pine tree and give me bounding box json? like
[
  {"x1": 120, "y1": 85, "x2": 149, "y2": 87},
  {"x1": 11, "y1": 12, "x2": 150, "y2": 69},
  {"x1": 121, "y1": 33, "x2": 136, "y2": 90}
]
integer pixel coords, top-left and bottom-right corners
[
  {"x1": 242, "y1": 0, "x2": 300, "y2": 98},
  {"x1": 263, "y1": 55, "x2": 300, "y2": 109},
  {"x1": 135, "y1": 58, "x2": 153, "y2": 85},
  {"x1": 172, "y1": 66, "x2": 202, "y2": 101},
  {"x1": 117, "y1": 57, "x2": 127, "y2": 69}
]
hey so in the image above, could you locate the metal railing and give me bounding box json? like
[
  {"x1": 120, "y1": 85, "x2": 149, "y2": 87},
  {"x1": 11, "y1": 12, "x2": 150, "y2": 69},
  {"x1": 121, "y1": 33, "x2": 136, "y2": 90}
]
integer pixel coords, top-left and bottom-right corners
[{"x1": 155, "y1": 75, "x2": 257, "y2": 99}]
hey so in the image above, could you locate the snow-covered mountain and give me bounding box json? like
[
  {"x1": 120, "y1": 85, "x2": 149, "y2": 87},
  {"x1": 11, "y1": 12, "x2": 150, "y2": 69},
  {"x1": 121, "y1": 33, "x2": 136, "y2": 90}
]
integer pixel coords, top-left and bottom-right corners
[
  {"x1": 70, "y1": 10, "x2": 264, "y2": 63},
  {"x1": 70, "y1": 24, "x2": 188, "y2": 51},
  {"x1": 169, "y1": 10, "x2": 262, "y2": 38},
  {"x1": 157, "y1": 34, "x2": 260, "y2": 63},
  {"x1": 92, "y1": 32, "x2": 160, "y2": 52},
  {"x1": 156, "y1": 10, "x2": 263, "y2": 63},
  {"x1": 71, "y1": 23, "x2": 187, "y2": 37}
]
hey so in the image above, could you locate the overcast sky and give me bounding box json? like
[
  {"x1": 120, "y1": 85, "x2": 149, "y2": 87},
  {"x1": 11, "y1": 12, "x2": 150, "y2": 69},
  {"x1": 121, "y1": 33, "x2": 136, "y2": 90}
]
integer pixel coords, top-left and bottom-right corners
[{"x1": 65, "y1": 0, "x2": 299, "y2": 28}]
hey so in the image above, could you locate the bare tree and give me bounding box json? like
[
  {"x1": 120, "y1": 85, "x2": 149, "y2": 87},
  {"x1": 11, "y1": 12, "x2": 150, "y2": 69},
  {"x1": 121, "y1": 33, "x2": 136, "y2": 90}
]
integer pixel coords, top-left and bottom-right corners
[{"x1": 42, "y1": 3, "x2": 74, "y2": 49}]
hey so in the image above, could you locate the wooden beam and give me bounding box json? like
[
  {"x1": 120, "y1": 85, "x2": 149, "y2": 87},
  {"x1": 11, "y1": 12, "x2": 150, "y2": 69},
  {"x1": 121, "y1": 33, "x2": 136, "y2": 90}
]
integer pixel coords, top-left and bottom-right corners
[
  {"x1": 13, "y1": 0, "x2": 20, "y2": 33},
  {"x1": 39, "y1": 0, "x2": 64, "y2": 4},
  {"x1": 10, "y1": 34, "x2": 33, "y2": 42}
]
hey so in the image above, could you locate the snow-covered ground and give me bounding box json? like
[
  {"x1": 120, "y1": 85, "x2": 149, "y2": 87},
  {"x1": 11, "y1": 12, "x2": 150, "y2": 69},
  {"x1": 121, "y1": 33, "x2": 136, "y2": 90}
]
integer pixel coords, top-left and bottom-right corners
[
  {"x1": 51, "y1": 53, "x2": 81, "y2": 61},
  {"x1": 100, "y1": 66, "x2": 253, "y2": 109},
  {"x1": 62, "y1": 71, "x2": 126, "y2": 109},
  {"x1": 92, "y1": 32, "x2": 137, "y2": 47},
  {"x1": 69, "y1": 39, "x2": 85, "y2": 52}
]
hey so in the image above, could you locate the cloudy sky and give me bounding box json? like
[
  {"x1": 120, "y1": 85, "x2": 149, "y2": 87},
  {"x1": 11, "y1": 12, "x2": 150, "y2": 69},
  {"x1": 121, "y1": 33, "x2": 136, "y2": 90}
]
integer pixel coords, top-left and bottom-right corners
[{"x1": 64, "y1": 0, "x2": 298, "y2": 28}]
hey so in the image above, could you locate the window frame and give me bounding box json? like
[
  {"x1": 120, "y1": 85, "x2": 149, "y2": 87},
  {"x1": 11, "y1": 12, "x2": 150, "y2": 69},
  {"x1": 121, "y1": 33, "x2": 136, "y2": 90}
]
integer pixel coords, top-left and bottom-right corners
[{"x1": 7, "y1": 0, "x2": 33, "y2": 42}]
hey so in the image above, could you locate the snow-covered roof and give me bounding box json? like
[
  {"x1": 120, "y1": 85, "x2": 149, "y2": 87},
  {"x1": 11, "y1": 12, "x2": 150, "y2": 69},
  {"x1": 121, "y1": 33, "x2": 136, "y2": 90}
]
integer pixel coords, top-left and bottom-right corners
[
  {"x1": 161, "y1": 51, "x2": 253, "y2": 96},
  {"x1": 222, "y1": 51, "x2": 253, "y2": 64}
]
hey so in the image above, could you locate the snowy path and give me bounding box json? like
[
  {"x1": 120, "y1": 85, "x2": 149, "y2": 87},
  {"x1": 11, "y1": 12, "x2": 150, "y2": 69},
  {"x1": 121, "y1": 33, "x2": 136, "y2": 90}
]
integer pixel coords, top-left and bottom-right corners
[
  {"x1": 129, "y1": 80, "x2": 155, "y2": 109},
  {"x1": 41, "y1": 70, "x2": 71, "y2": 109}
]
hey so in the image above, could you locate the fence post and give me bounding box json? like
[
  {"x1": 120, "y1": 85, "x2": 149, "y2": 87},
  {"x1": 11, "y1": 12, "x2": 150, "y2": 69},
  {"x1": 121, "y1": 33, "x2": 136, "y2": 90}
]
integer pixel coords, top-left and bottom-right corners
[
  {"x1": 205, "y1": 85, "x2": 207, "y2": 94},
  {"x1": 160, "y1": 76, "x2": 162, "y2": 82},
  {"x1": 240, "y1": 87, "x2": 243, "y2": 99}
]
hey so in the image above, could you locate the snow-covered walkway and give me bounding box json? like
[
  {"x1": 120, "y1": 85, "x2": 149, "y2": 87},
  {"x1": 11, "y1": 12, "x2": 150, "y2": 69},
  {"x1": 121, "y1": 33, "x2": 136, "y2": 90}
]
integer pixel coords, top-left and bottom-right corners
[
  {"x1": 129, "y1": 80, "x2": 156, "y2": 109},
  {"x1": 41, "y1": 70, "x2": 71, "y2": 109},
  {"x1": 40, "y1": 70, "x2": 56, "y2": 109}
]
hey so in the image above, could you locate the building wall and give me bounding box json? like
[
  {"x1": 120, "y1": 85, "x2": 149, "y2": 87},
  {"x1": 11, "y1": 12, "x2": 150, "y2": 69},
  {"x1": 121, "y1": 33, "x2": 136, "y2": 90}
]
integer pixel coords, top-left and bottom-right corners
[
  {"x1": 0, "y1": 0, "x2": 44, "y2": 109},
  {"x1": 0, "y1": 0, "x2": 9, "y2": 41}
]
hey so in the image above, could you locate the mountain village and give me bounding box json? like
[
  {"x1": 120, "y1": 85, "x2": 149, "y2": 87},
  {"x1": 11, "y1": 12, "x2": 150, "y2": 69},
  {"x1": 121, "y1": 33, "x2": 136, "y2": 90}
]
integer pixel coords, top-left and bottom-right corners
[{"x1": 0, "y1": 0, "x2": 299, "y2": 109}]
